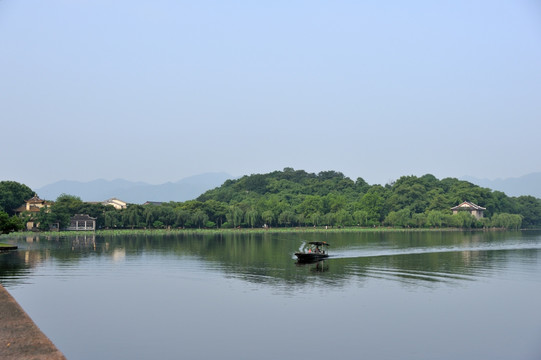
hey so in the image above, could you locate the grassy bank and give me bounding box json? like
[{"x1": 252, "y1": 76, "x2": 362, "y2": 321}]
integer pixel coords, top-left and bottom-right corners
[
  {"x1": 0, "y1": 226, "x2": 496, "y2": 239},
  {"x1": 0, "y1": 242, "x2": 18, "y2": 251}
]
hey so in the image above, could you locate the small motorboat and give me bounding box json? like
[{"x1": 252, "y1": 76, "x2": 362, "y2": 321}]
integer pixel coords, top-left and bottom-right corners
[{"x1": 295, "y1": 241, "x2": 329, "y2": 262}]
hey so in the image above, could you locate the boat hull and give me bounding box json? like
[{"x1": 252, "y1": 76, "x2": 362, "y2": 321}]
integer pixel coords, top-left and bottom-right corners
[{"x1": 294, "y1": 252, "x2": 329, "y2": 262}]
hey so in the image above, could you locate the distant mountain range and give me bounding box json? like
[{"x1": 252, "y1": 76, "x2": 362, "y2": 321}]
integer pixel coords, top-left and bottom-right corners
[
  {"x1": 461, "y1": 172, "x2": 541, "y2": 199},
  {"x1": 34, "y1": 171, "x2": 540, "y2": 204},
  {"x1": 35, "y1": 173, "x2": 233, "y2": 204}
]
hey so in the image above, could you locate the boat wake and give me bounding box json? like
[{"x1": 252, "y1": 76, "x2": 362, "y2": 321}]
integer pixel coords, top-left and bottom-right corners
[{"x1": 330, "y1": 242, "x2": 541, "y2": 260}]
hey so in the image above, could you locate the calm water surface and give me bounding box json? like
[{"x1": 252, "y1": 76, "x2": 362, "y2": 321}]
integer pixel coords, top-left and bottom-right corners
[{"x1": 1, "y1": 231, "x2": 540, "y2": 360}]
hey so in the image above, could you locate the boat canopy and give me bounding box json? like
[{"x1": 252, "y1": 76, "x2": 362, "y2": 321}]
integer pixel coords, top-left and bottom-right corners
[{"x1": 308, "y1": 241, "x2": 329, "y2": 246}]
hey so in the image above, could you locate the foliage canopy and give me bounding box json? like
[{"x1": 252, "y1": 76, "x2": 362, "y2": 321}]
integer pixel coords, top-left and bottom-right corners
[
  {"x1": 2, "y1": 169, "x2": 540, "y2": 231},
  {"x1": 0, "y1": 181, "x2": 34, "y2": 216}
]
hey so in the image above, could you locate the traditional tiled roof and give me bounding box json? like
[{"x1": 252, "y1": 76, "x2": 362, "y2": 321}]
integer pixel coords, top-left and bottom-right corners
[
  {"x1": 71, "y1": 214, "x2": 97, "y2": 221},
  {"x1": 451, "y1": 201, "x2": 486, "y2": 211},
  {"x1": 143, "y1": 201, "x2": 163, "y2": 206},
  {"x1": 26, "y1": 195, "x2": 44, "y2": 203},
  {"x1": 13, "y1": 205, "x2": 27, "y2": 213},
  {"x1": 14, "y1": 196, "x2": 52, "y2": 213}
]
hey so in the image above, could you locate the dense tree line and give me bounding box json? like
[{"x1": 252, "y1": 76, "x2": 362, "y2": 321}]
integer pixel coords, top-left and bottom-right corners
[
  {"x1": 1, "y1": 170, "x2": 541, "y2": 233},
  {"x1": 0, "y1": 181, "x2": 32, "y2": 233}
]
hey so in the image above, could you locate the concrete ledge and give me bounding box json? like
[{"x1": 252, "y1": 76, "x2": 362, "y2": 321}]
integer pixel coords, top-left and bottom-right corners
[{"x1": 0, "y1": 284, "x2": 66, "y2": 360}]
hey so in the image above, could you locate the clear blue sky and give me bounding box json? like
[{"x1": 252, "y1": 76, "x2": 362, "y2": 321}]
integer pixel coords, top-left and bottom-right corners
[{"x1": 1, "y1": 0, "x2": 540, "y2": 189}]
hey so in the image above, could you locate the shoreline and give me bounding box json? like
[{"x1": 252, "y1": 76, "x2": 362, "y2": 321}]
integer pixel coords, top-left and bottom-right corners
[
  {"x1": 0, "y1": 244, "x2": 18, "y2": 251},
  {"x1": 1, "y1": 226, "x2": 533, "y2": 239}
]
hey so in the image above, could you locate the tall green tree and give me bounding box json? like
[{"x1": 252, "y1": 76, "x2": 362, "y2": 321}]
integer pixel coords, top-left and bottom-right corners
[
  {"x1": 122, "y1": 205, "x2": 143, "y2": 229},
  {"x1": 261, "y1": 210, "x2": 275, "y2": 227},
  {"x1": 245, "y1": 208, "x2": 259, "y2": 228},
  {"x1": 174, "y1": 208, "x2": 191, "y2": 228},
  {"x1": 353, "y1": 210, "x2": 369, "y2": 226},
  {"x1": 39, "y1": 194, "x2": 85, "y2": 229},
  {"x1": 514, "y1": 196, "x2": 541, "y2": 228},
  {"x1": 192, "y1": 210, "x2": 209, "y2": 229},
  {"x1": 203, "y1": 200, "x2": 228, "y2": 228},
  {"x1": 227, "y1": 205, "x2": 244, "y2": 227},
  {"x1": 278, "y1": 210, "x2": 296, "y2": 227},
  {"x1": 0, "y1": 181, "x2": 34, "y2": 216},
  {"x1": 104, "y1": 210, "x2": 121, "y2": 228},
  {"x1": 427, "y1": 210, "x2": 445, "y2": 227},
  {"x1": 384, "y1": 209, "x2": 411, "y2": 227},
  {"x1": 335, "y1": 209, "x2": 353, "y2": 227},
  {"x1": 359, "y1": 187, "x2": 387, "y2": 225},
  {"x1": 491, "y1": 213, "x2": 523, "y2": 230},
  {"x1": 54, "y1": 194, "x2": 84, "y2": 214},
  {"x1": 309, "y1": 211, "x2": 322, "y2": 226},
  {"x1": 36, "y1": 204, "x2": 69, "y2": 229},
  {"x1": 0, "y1": 210, "x2": 24, "y2": 234}
]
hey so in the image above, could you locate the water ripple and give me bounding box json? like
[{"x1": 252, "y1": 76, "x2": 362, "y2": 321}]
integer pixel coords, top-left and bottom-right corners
[{"x1": 330, "y1": 242, "x2": 541, "y2": 259}]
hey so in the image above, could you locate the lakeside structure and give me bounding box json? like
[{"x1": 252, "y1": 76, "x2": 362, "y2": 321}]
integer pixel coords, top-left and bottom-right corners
[
  {"x1": 13, "y1": 195, "x2": 53, "y2": 231},
  {"x1": 13, "y1": 195, "x2": 128, "y2": 231},
  {"x1": 451, "y1": 201, "x2": 486, "y2": 219},
  {"x1": 66, "y1": 214, "x2": 97, "y2": 231}
]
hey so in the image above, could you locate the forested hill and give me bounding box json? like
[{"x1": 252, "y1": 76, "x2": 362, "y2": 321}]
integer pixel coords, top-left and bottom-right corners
[
  {"x1": 197, "y1": 169, "x2": 370, "y2": 203},
  {"x1": 3, "y1": 169, "x2": 541, "y2": 232},
  {"x1": 197, "y1": 168, "x2": 541, "y2": 228}
]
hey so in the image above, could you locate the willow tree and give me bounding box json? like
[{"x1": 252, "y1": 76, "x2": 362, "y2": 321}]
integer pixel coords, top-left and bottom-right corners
[
  {"x1": 244, "y1": 208, "x2": 259, "y2": 228},
  {"x1": 227, "y1": 206, "x2": 244, "y2": 227}
]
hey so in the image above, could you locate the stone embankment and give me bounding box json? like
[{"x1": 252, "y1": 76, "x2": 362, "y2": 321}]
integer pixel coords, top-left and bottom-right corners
[{"x1": 0, "y1": 284, "x2": 66, "y2": 360}]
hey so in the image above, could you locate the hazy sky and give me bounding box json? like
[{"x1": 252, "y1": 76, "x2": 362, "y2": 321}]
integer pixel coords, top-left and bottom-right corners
[{"x1": 2, "y1": 0, "x2": 540, "y2": 189}]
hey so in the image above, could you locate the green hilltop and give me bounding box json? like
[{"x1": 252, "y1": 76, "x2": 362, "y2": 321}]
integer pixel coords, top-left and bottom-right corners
[{"x1": 195, "y1": 168, "x2": 539, "y2": 229}]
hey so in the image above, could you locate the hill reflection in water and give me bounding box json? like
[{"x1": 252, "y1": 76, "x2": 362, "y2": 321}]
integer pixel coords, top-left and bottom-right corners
[{"x1": 2, "y1": 230, "x2": 540, "y2": 289}]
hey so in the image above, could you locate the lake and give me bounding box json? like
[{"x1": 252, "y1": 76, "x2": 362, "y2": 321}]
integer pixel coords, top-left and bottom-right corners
[{"x1": 1, "y1": 230, "x2": 540, "y2": 360}]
